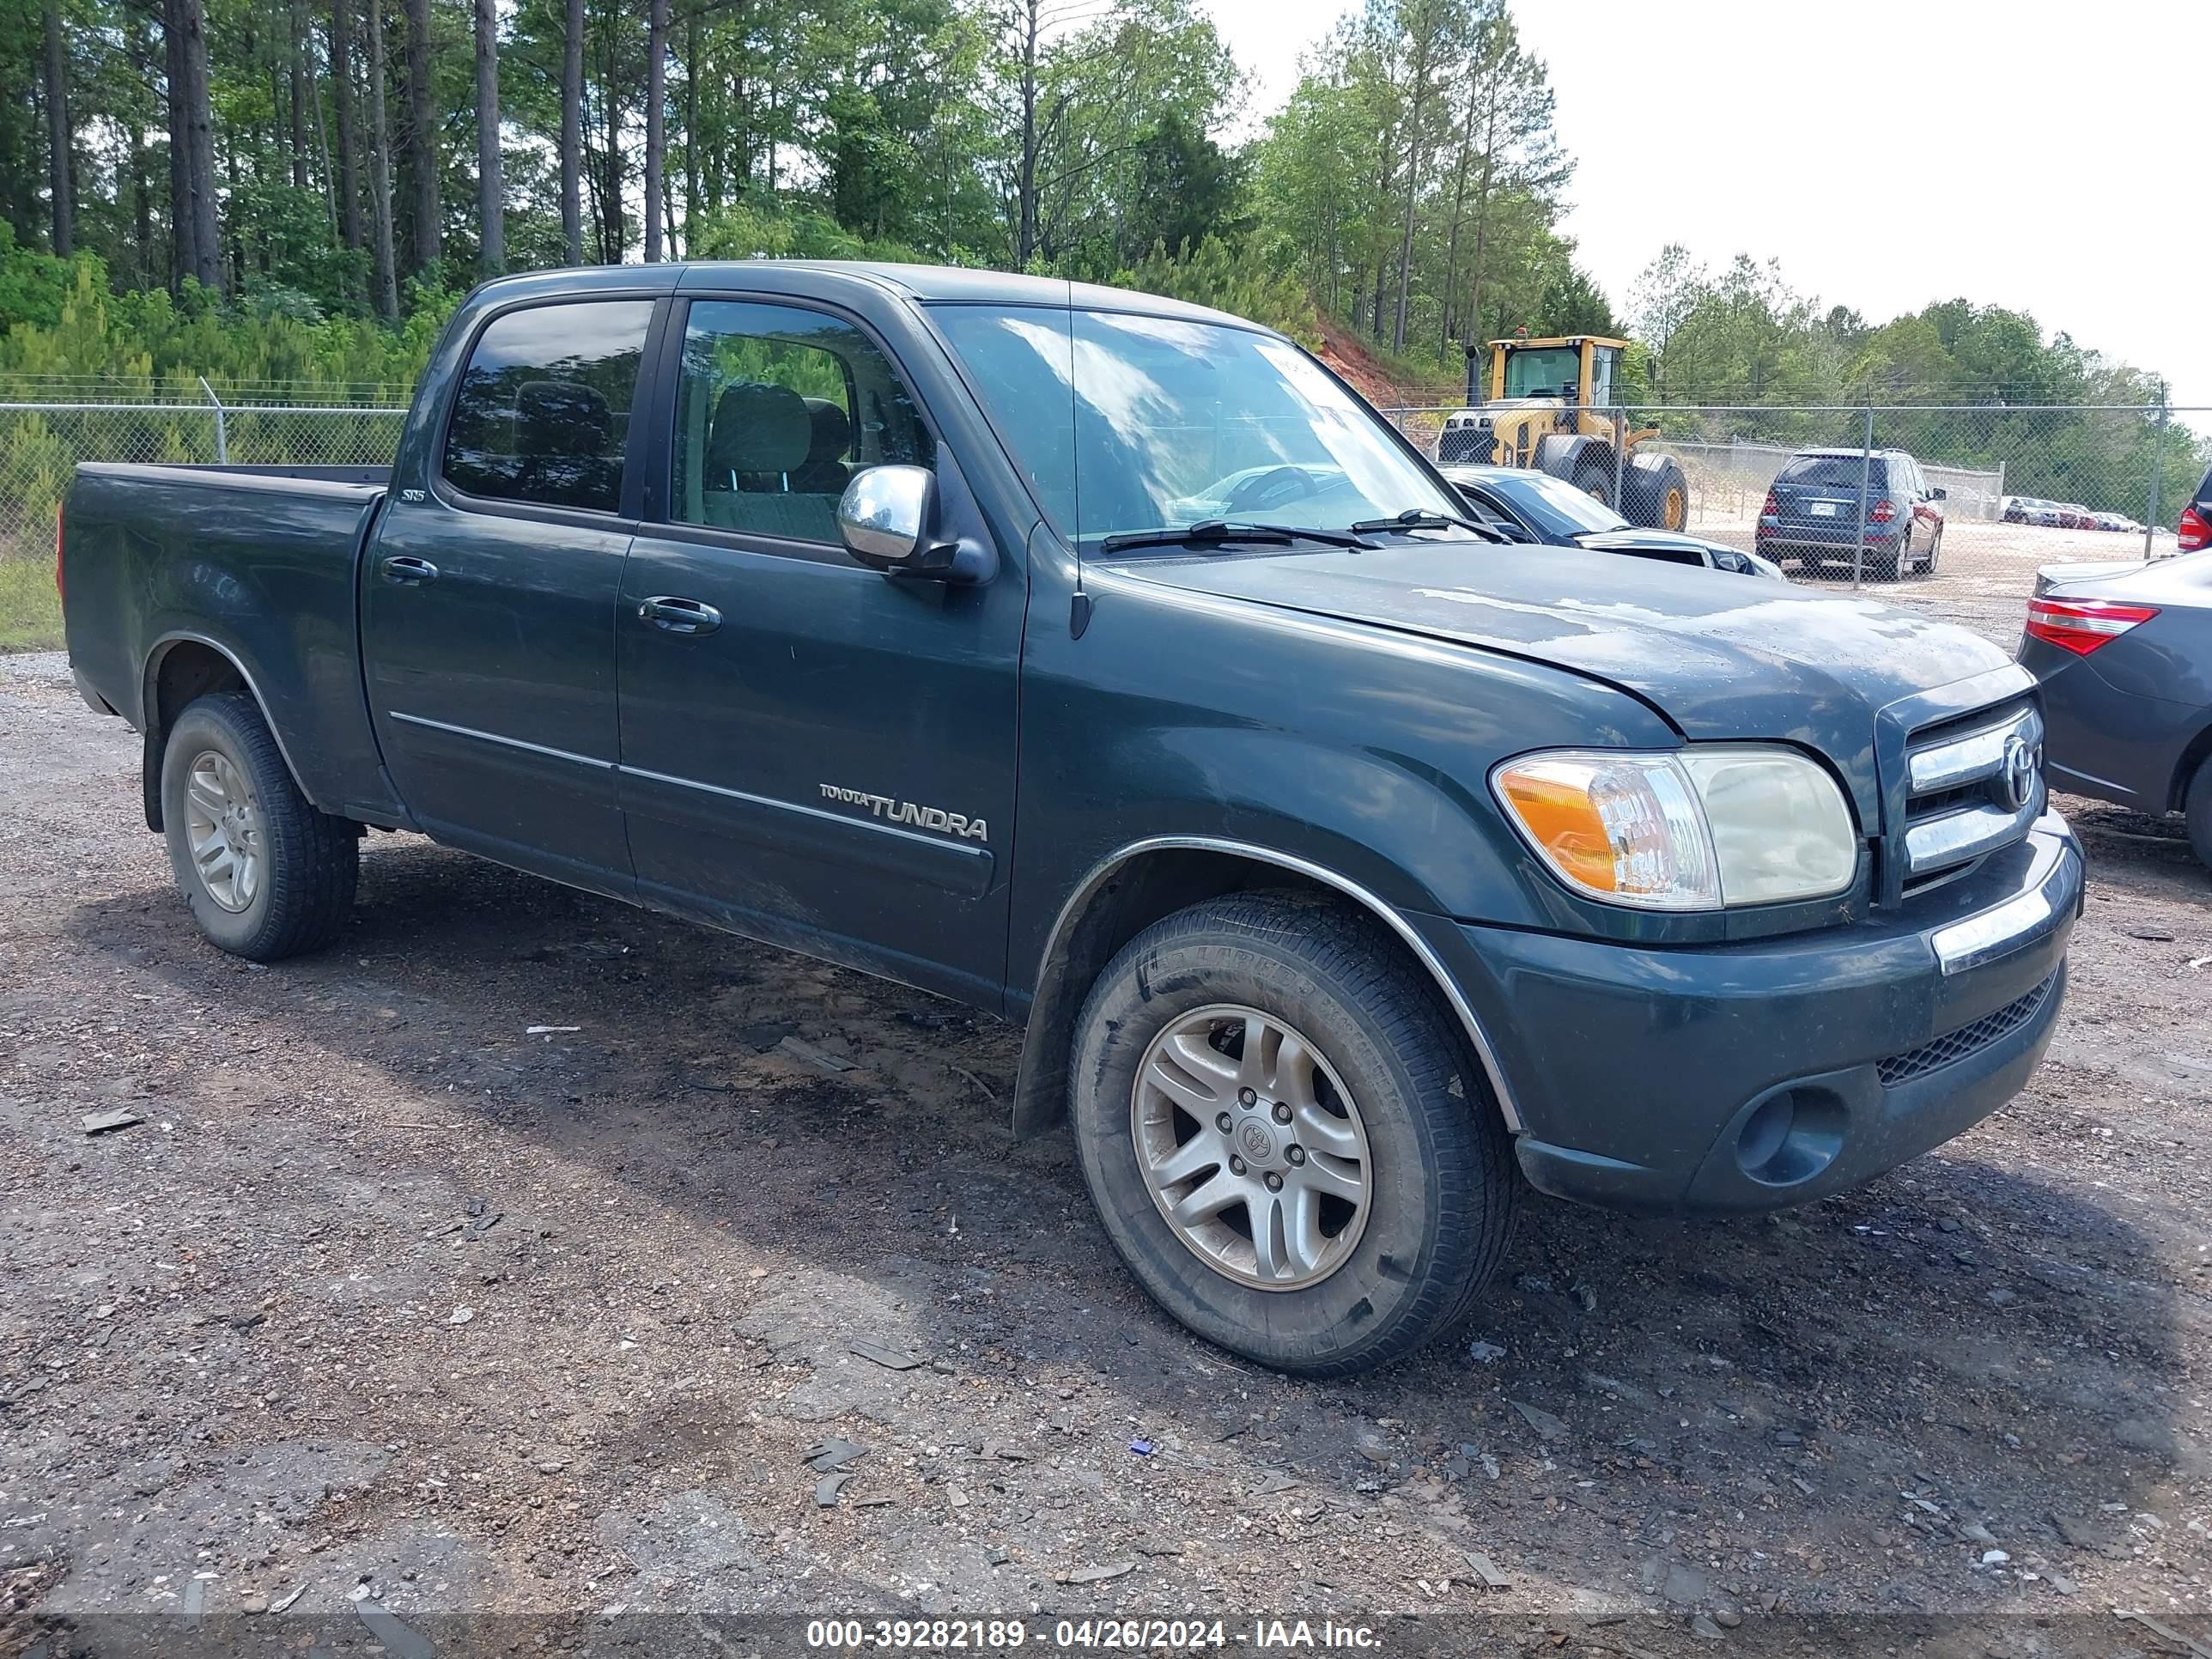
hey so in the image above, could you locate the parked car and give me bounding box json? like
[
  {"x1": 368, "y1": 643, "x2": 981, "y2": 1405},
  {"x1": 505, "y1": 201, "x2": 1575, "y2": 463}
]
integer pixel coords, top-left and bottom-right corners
[
  {"x1": 1757, "y1": 447, "x2": 1947, "y2": 579},
  {"x1": 58, "y1": 261, "x2": 2080, "y2": 1376},
  {"x1": 2002, "y1": 497, "x2": 2040, "y2": 525},
  {"x1": 1440, "y1": 464, "x2": 1785, "y2": 580},
  {"x1": 2180, "y1": 464, "x2": 2211, "y2": 553},
  {"x1": 2022, "y1": 550, "x2": 2212, "y2": 866}
]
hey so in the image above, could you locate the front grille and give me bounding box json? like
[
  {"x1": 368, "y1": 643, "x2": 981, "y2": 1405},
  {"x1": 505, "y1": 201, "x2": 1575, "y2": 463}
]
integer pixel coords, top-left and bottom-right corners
[
  {"x1": 1897, "y1": 699, "x2": 2044, "y2": 891},
  {"x1": 1876, "y1": 970, "x2": 2057, "y2": 1088}
]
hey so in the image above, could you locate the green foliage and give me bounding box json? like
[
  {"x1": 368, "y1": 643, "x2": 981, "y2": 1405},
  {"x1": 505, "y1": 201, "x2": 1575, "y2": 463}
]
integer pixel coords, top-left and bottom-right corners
[
  {"x1": 0, "y1": 553, "x2": 63, "y2": 652},
  {"x1": 0, "y1": 226, "x2": 89, "y2": 332},
  {"x1": 1114, "y1": 236, "x2": 1318, "y2": 345},
  {"x1": 1625, "y1": 245, "x2": 2209, "y2": 514},
  {"x1": 0, "y1": 262, "x2": 451, "y2": 398}
]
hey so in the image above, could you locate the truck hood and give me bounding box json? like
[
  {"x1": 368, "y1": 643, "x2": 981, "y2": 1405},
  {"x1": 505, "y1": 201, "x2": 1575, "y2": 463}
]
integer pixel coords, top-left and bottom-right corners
[{"x1": 1109, "y1": 541, "x2": 2014, "y2": 810}]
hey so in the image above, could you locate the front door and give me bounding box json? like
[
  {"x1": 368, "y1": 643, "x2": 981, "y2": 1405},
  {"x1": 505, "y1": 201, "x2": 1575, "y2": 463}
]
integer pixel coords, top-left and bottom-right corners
[
  {"x1": 614, "y1": 294, "x2": 1026, "y2": 1005},
  {"x1": 362, "y1": 294, "x2": 656, "y2": 892}
]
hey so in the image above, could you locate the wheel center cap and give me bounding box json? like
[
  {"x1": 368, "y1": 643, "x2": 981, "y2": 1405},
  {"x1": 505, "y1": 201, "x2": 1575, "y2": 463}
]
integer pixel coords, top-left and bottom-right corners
[{"x1": 1236, "y1": 1119, "x2": 1277, "y2": 1165}]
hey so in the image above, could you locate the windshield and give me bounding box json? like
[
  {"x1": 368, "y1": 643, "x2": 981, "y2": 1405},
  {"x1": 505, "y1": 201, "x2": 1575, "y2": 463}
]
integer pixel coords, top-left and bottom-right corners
[
  {"x1": 929, "y1": 305, "x2": 1468, "y2": 549},
  {"x1": 1480, "y1": 470, "x2": 1630, "y2": 538},
  {"x1": 1501, "y1": 346, "x2": 1579, "y2": 400}
]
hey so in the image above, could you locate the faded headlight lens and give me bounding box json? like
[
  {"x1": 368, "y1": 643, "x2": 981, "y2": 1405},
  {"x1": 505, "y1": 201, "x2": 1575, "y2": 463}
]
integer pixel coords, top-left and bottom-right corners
[
  {"x1": 1676, "y1": 746, "x2": 1856, "y2": 906},
  {"x1": 1493, "y1": 746, "x2": 1856, "y2": 911}
]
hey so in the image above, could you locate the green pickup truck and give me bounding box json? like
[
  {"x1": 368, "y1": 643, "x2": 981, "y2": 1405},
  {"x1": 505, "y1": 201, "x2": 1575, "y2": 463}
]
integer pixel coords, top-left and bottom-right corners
[{"x1": 59, "y1": 262, "x2": 2081, "y2": 1374}]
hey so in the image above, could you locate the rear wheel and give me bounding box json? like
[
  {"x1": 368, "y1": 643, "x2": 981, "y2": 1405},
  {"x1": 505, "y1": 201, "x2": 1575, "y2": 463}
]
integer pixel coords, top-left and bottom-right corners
[
  {"x1": 161, "y1": 691, "x2": 359, "y2": 961},
  {"x1": 2185, "y1": 757, "x2": 2212, "y2": 872},
  {"x1": 1068, "y1": 891, "x2": 1516, "y2": 1376}
]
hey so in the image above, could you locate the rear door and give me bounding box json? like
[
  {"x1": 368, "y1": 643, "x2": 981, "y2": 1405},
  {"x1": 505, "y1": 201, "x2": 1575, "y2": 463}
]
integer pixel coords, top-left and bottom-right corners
[
  {"x1": 1905, "y1": 456, "x2": 1941, "y2": 551},
  {"x1": 362, "y1": 295, "x2": 659, "y2": 891},
  {"x1": 612, "y1": 290, "x2": 1027, "y2": 1006}
]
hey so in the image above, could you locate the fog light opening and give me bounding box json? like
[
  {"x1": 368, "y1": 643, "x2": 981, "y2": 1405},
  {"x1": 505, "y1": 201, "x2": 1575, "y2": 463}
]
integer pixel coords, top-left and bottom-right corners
[
  {"x1": 1737, "y1": 1093, "x2": 1794, "y2": 1172},
  {"x1": 1735, "y1": 1088, "x2": 1846, "y2": 1187}
]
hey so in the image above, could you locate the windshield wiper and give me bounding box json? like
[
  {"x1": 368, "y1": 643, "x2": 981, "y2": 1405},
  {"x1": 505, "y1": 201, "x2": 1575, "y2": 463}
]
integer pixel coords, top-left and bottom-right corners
[
  {"x1": 1349, "y1": 507, "x2": 1507, "y2": 543},
  {"x1": 1098, "y1": 519, "x2": 1377, "y2": 555}
]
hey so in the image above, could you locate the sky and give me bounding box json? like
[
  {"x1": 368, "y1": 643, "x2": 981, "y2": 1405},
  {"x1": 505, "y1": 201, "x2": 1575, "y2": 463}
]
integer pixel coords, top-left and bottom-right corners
[{"x1": 1200, "y1": 0, "x2": 2212, "y2": 410}]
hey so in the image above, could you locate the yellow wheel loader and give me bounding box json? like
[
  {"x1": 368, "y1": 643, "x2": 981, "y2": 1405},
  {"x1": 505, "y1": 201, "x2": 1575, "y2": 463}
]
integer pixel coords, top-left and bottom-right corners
[{"x1": 1436, "y1": 333, "x2": 1691, "y2": 532}]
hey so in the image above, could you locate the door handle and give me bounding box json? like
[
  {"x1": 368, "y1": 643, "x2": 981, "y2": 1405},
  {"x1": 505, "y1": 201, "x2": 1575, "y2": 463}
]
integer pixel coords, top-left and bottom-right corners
[
  {"x1": 638, "y1": 596, "x2": 722, "y2": 636},
  {"x1": 381, "y1": 556, "x2": 439, "y2": 585}
]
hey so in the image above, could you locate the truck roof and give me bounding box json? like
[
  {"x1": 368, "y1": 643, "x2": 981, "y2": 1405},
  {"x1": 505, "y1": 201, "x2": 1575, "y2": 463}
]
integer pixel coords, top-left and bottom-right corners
[{"x1": 460, "y1": 260, "x2": 1273, "y2": 335}]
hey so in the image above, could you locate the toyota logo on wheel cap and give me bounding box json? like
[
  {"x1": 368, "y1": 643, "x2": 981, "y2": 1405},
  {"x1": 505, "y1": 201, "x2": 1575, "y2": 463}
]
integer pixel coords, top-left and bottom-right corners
[{"x1": 1998, "y1": 732, "x2": 2040, "y2": 813}]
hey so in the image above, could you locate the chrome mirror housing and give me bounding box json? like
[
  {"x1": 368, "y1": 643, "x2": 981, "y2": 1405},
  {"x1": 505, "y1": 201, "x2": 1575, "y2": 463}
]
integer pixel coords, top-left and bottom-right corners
[{"x1": 838, "y1": 465, "x2": 934, "y2": 568}]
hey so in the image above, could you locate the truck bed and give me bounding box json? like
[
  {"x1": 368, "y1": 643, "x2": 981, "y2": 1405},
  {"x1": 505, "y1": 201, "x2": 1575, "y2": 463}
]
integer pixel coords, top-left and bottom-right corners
[{"x1": 62, "y1": 461, "x2": 403, "y2": 827}]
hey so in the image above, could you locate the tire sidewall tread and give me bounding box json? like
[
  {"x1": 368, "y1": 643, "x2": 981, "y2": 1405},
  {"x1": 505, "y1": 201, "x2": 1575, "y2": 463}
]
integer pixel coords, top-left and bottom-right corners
[
  {"x1": 1068, "y1": 891, "x2": 1515, "y2": 1376},
  {"x1": 161, "y1": 691, "x2": 358, "y2": 963}
]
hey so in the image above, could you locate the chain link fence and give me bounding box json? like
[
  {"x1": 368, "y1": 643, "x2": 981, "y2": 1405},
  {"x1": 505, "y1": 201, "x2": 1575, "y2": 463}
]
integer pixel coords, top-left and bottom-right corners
[
  {"x1": 3, "y1": 393, "x2": 2208, "y2": 651},
  {"x1": 0, "y1": 395, "x2": 407, "y2": 562},
  {"x1": 1386, "y1": 402, "x2": 2212, "y2": 641}
]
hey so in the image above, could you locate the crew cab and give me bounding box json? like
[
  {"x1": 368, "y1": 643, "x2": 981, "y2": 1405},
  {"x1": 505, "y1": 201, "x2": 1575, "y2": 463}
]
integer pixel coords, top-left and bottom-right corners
[{"x1": 60, "y1": 263, "x2": 2081, "y2": 1376}]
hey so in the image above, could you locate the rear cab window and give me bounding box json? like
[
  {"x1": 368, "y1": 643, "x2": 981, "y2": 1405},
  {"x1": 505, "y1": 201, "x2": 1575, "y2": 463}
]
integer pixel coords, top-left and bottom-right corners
[{"x1": 441, "y1": 300, "x2": 653, "y2": 514}]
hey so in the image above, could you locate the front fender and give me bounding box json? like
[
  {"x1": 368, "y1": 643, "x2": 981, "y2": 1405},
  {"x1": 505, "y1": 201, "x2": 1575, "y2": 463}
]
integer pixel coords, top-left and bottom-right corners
[{"x1": 1001, "y1": 570, "x2": 1678, "y2": 1137}]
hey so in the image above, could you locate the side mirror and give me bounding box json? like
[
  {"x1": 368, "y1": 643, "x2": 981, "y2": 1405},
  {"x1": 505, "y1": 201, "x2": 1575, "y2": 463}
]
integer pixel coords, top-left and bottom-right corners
[
  {"x1": 839, "y1": 465, "x2": 934, "y2": 568},
  {"x1": 1930, "y1": 486, "x2": 1948, "y2": 501},
  {"x1": 836, "y1": 463, "x2": 996, "y2": 584}
]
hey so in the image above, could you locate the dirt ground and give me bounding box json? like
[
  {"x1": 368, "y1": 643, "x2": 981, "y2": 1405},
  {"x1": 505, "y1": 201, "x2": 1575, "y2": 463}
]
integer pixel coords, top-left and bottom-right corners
[{"x1": 2, "y1": 645, "x2": 2209, "y2": 1656}]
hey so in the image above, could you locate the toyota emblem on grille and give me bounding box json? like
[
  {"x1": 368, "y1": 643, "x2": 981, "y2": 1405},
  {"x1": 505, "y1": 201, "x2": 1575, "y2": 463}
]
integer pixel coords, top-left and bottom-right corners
[{"x1": 1998, "y1": 732, "x2": 2040, "y2": 812}]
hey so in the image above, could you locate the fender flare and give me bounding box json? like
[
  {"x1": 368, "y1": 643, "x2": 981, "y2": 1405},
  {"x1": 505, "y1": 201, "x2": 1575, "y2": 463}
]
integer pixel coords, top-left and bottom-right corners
[
  {"x1": 140, "y1": 632, "x2": 318, "y2": 830},
  {"x1": 1012, "y1": 835, "x2": 1525, "y2": 1139},
  {"x1": 1533, "y1": 433, "x2": 1612, "y2": 484}
]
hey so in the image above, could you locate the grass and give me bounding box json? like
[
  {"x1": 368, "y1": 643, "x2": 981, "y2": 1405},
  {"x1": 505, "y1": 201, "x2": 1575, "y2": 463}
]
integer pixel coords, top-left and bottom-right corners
[{"x1": 0, "y1": 557, "x2": 64, "y2": 653}]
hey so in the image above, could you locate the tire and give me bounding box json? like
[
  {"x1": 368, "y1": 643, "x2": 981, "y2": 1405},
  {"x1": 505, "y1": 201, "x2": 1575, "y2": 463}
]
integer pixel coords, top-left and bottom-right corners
[
  {"x1": 160, "y1": 690, "x2": 359, "y2": 962},
  {"x1": 2186, "y1": 757, "x2": 2212, "y2": 873},
  {"x1": 1570, "y1": 457, "x2": 1616, "y2": 511},
  {"x1": 1863, "y1": 544, "x2": 1902, "y2": 582},
  {"x1": 1067, "y1": 890, "x2": 1516, "y2": 1376},
  {"x1": 1923, "y1": 526, "x2": 1943, "y2": 574},
  {"x1": 1625, "y1": 456, "x2": 1690, "y2": 532}
]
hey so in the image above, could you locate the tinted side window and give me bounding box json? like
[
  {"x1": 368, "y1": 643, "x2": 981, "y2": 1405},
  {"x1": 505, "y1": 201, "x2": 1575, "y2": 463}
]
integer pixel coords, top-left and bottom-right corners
[
  {"x1": 672, "y1": 300, "x2": 933, "y2": 544},
  {"x1": 442, "y1": 301, "x2": 653, "y2": 513}
]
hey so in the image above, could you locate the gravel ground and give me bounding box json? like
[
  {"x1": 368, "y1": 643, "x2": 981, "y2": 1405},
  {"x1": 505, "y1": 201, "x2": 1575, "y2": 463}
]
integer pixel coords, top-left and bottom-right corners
[
  {"x1": 1, "y1": 648, "x2": 2209, "y2": 1656},
  {"x1": 1678, "y1": 514, "x2": 2172, "y2": 647}
]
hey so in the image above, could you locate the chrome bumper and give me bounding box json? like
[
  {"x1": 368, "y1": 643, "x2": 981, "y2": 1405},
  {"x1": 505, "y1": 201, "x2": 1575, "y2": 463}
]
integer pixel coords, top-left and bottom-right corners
[{"x1": 1929, "y1": 811, "x2": 2082, "y2": 976}]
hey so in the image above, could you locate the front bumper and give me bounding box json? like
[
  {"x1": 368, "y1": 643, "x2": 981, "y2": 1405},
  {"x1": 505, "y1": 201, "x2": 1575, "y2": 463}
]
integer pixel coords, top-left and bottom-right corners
[{"x1": 1413, "y1": 813, "x2": 2081, "y2": 1214}]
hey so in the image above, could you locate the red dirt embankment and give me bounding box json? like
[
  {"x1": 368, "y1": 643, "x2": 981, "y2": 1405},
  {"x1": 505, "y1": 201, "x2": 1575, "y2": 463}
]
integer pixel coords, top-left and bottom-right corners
[{"x1": 1311, "y1": 312, "x2": 1464, "y2": 411}]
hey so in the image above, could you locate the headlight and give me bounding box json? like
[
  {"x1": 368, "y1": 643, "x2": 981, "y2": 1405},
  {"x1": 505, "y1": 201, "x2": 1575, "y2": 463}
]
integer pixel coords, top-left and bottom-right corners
[{"x1": 1492, "y1": 746, "x2": 1856, "y2": 910}]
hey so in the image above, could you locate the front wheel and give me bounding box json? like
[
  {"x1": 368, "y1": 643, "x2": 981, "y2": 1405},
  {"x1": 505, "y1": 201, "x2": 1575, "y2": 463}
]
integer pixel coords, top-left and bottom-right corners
[
  {"x1": 1571, "y1": 458, "x2": 1617, "y2": 511},
  {"x1": 161, "y1": 691, "x2": 360, "y2": 961},
  {"x1": 1068, "y1": 892, "x2": 1516, "y2": 1375}
]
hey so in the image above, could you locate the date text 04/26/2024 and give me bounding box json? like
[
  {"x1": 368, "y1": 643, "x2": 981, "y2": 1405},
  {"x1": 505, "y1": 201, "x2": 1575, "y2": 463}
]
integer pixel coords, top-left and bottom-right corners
[{"x1": 803, "y1": 1619, "x2": 1383, "y2": 1650}]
